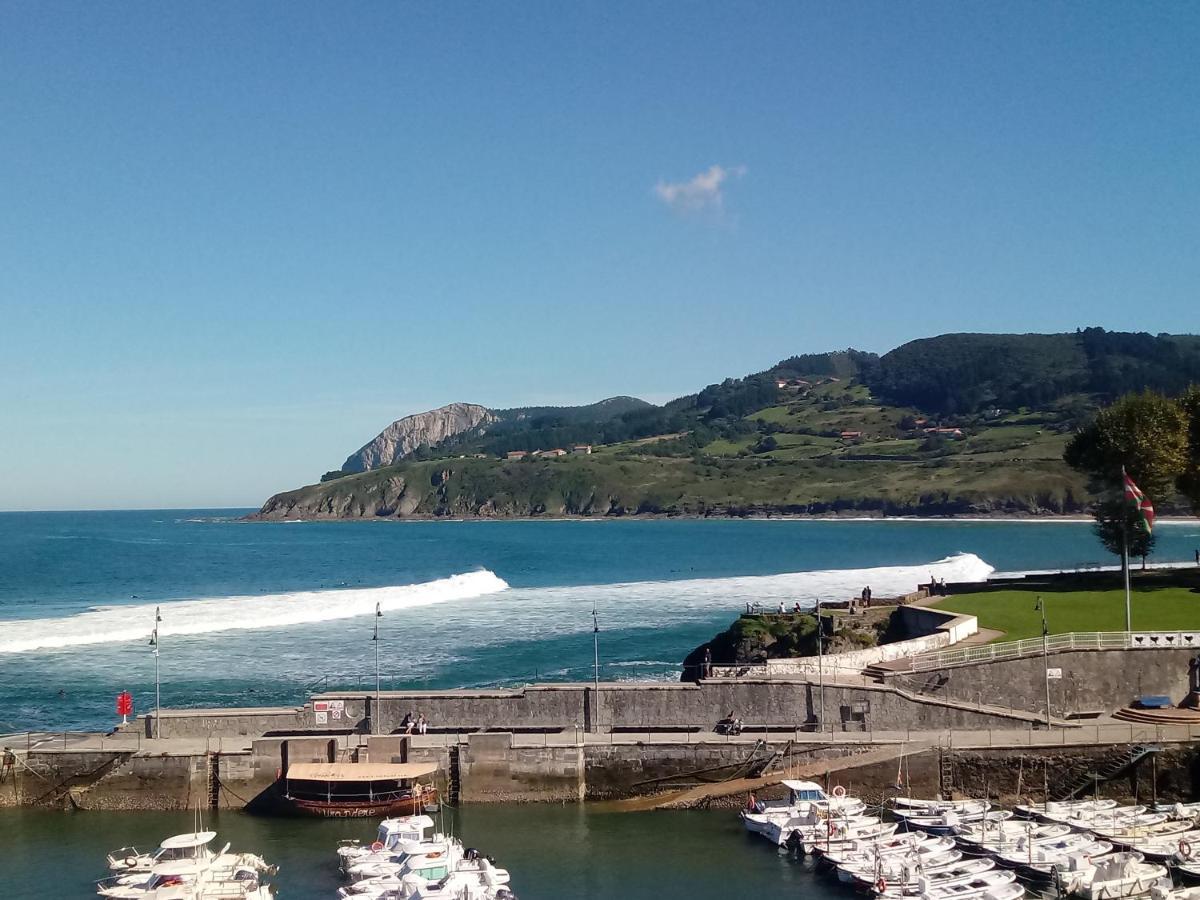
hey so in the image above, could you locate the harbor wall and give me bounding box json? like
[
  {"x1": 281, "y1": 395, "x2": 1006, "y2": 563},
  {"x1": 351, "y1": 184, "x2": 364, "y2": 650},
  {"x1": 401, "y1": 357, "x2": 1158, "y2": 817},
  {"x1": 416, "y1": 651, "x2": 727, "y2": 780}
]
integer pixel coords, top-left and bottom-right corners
[
  {"x1": 902, "y1": 647, "x2": 1196, "y2": 717},
  {"x1": 10, "y1": 741, "x2": 1197, "y2": 810}
]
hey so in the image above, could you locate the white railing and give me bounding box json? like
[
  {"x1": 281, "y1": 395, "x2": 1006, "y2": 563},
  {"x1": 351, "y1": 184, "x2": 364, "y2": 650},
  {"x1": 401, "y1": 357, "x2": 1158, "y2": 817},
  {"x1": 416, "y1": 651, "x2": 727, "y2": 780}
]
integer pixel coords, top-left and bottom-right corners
[{"x1": 909, "y1": 631, "x2": 1200, "y2": 672}]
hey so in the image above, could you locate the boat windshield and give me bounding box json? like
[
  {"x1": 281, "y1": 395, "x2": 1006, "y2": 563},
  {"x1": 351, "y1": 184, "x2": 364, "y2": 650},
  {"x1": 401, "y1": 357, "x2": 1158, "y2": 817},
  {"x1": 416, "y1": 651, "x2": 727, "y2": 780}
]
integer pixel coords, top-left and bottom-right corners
[
  {"x1": 154, "y1": 845, "x2": 206, "y2": 862},
  {"x1": 791, "y1": 789, "x2": 827, "y2": 802}
]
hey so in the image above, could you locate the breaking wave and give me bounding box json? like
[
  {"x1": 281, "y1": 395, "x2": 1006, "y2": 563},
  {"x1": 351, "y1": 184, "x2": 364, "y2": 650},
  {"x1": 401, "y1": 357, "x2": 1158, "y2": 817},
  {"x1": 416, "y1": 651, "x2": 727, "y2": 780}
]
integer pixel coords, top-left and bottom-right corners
[{"x1": 0, "y1": 570, "x2": 509, "y2": 654}]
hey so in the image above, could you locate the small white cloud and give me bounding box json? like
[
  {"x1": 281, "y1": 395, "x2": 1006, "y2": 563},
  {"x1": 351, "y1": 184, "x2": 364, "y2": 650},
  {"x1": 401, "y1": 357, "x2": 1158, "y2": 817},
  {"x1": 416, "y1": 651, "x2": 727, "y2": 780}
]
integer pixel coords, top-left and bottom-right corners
[{"x1": 654, "y1": 164, "x2": 746, "y2": 216}]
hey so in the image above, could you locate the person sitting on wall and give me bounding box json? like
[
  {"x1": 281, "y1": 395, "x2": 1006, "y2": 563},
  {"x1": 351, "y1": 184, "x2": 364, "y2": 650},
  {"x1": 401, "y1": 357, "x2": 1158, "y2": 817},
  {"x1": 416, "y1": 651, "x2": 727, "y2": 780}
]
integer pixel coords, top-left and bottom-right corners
[
  {"x1": 400, "y1": 711, "x2": 415, "y2": 735},
  {"x1": 417, "y1": 712, "x2": 428, "y2": 735}
]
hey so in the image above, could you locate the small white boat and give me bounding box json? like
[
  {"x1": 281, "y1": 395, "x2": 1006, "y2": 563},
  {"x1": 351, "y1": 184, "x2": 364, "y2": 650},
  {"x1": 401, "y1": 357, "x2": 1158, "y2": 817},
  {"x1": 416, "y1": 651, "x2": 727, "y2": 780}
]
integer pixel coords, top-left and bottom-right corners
[
  {"x1": 865, "y1": 857, "x2": 996, "y2": 896},
  {"x1": 749, "y1": 808, "x2": 882, "y2": 848},
  {"x1": 1096, "y1": 818, "x2": 1194, "y2": 845},
  {"x1": 1156, "y1": 803, "x2": 1200, "y2": 820},
  {"x1": 338, "y1": 816, "x2": 438, "y2": 866},
  {"x1": 1016, "y1": 800, "x2": 1117, "y2": 821},
  {"x1": 916, "y1": 883, "x2": 1024, "y2": 900},
  {"x1": 897, "y1": 809, "x2": 1010, "y2": 835},
  {"x1": 917, "y1": 869, "x2": 1017, "y2": 900},
  {"x1": 823, "y1": 832, "x2": 948, "y2": 867},
  {"x1": 1057, "y1": 851, "x2": 1170, "y2": 899},
  {"x1": 746, "y1": 779, "x2": 865, "y2": 817},
  {"x1": 805, "y1": 821, "x2": 900, "y2": 856},
  {"x1": 838, "y1": 849, "x2": 963, "y2": 884},
  {"x1": 1152, "y1": 885, "x2": 1200, "y2": 900},
  {"x1": 340, "y1": 854, "x2": 511, "y2": 900},
  {"x1": 895, "y1": 798, "x2": 993, "y2": 813},
  {"x1": 96, "y1": 859, "x2": 274, "y2": 899},
  {"x1": 1130, "y1": 830, "x2": 1200, "y2": 860},
  {"x1": 1000, "y1": 838, "x2": 1114, "y2": 877},
  {"x1": 344, "y1": 839, "x2": 462, "y2": 883},
  {"x1": 956, "y1": 820, "x2": 1071, "y2": 851}
]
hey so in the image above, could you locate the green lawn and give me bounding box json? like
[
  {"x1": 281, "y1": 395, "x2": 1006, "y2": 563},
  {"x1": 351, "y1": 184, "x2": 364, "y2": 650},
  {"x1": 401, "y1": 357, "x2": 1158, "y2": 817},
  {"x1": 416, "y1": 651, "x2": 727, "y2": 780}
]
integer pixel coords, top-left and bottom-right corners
[{"x1": 933, "y1": 588, "x2": 1200, "y2": 642}]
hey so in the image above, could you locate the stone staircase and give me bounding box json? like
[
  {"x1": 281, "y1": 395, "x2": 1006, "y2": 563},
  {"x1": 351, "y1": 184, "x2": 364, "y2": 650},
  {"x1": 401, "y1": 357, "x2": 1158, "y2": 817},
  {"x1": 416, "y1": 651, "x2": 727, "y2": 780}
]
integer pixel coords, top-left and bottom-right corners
[{"x1": 1049, "y1": 744, "x2": 1162, "y2": 801}]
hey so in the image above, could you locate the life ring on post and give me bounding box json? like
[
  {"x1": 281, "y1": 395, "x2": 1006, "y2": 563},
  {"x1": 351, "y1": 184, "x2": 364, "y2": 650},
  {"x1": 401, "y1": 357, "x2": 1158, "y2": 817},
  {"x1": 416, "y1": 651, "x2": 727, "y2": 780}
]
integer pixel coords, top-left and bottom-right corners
[
  {"x1": 832, "y1": 785, "x2": 847, "y2": 799},
  {"x1": 876, "y1": 877, "x2": 888, "y2": 894},
  {"x1": 370, "y1": 841, "x2": 384, "y2": 852},
  {"x1": 1180, "y1": 839, "x2": 1194, "y2": 860},
  {"x1": 124, "y1": 856, "x2": 139, "y2": 869}
]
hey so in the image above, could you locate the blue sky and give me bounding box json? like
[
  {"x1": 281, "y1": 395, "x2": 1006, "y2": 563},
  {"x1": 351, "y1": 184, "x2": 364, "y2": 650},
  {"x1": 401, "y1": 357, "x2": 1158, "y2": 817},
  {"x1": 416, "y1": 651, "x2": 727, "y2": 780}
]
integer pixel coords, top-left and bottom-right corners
[{"x1": 2, "y1": 2, "x2": 1197, "y2": 510}]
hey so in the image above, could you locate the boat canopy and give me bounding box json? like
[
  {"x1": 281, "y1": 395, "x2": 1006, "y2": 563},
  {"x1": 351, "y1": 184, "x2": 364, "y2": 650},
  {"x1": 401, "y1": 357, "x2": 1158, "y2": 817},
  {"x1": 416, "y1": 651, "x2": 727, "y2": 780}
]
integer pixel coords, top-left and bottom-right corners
[
  {"x1": 286, "y1": 762, "x2": 439, "y2": 782},
  {"x1": 159, "y1": 832, "x2": 217, "y2": 850},
  {"x1": 782, "y1": 780, "x2": 826, "y2": 794}
]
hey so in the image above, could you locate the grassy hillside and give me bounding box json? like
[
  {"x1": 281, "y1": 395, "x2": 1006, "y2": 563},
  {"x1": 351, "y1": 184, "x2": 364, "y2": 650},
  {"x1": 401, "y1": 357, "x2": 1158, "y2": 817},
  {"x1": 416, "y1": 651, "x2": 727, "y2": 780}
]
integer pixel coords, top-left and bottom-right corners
[{"x1": 260, "y1": 328, "x2": 1200, "y2": 520}]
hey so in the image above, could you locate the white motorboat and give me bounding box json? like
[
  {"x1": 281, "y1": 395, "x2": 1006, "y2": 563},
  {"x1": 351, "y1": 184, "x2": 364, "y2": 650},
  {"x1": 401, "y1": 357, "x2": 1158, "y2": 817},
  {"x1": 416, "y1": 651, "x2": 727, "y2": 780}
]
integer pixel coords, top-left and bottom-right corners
[
  {"x1": 956, "y1": 820, "x2": 1071, "y2": 852},
  {"x1": 1151, "y1": 886, "x2": 1200, "y2": 900},
  {"x1": 895, "y1": 798, "x2": 992, "y2": 813},
  {"x1": 338, "y1": 816, "x2": 438, "y2": 866},
  {"x1": 345, "y1": 839, "x2": 463, "y2": 883},
  {"x1": 741, "y1": 780, "x2": 865, "y2": 839},
  {"x1": 1157, "y1": 803, "x2": 1200, "y2": 820},
  {"x1": 96, "y1": 859, "x2": 274, "y2": 899},
  {"x1": 1016, "y1": 800, "x2": 1118, "y2": 821},
  {"x1": 748, "y1": 807, "x2": 882, "y2": 847},
  {"x1": 1047, "y1": 806, "x2": 1153, "y2": 829},
  {"x1": 106, "y1": 832, "x2": 271, "y2": 875},
  {"x1": 916, "y1": 869, "x2": 1017, "y2": 900},
  {"x1": 1057, "y1": 851, "x2": 1169, "y2": 899},
  {"x1": 822, "y1": 833, "x2": 949, "y2": 867},
  {"x1": 838, "y1": 849, "x2": 963, "y2": 884},
  {"x1": 896, "y1": 809, "x2": 1010, "y2": 836},
  {"x1": 1096, "y1": 818, "x2": 1193, "y2": 845},
  {"x1": 999, "y1": 837, "x2": 1114, "y2": 877},
  {"x1": 865, "y1": 857, "x2": 996, "y2": 896},
  {"x1": 341, "y1": 853, "x2": 511, "y2": 900},
  {"x1": 805, "y1": 821, "x2": 900, "y2": 856},
  {"x1": 1139, "y1": 829, "x2": 1200, "y2": 861},
  {"x1": 916, "y1": 883, "x2": 1024, "y2": 900}
]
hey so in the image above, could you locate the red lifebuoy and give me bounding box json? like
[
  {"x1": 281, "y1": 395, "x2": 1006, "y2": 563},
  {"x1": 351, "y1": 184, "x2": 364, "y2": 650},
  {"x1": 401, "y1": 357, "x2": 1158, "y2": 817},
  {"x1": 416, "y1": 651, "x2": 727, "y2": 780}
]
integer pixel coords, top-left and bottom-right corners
[
  {"x1": 370, "y1": 841, "x2": 384, "y2": 852},
  {"x1": 876, "y1": 877, "x2": 888, "y2": 894},
  {"x1": 1180, "y1": 839, "x2": 1193, "y2": 860},
  {"x1": 832, "y1": 785, "x2": 847, "y2": 798}
]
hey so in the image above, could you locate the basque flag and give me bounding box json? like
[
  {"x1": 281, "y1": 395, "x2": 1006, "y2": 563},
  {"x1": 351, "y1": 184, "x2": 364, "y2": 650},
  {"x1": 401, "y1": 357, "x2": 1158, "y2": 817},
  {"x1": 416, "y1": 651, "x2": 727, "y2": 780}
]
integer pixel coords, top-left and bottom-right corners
[{"x1": 1122, "y1": 468, "x2": 1155, "y2": 534}]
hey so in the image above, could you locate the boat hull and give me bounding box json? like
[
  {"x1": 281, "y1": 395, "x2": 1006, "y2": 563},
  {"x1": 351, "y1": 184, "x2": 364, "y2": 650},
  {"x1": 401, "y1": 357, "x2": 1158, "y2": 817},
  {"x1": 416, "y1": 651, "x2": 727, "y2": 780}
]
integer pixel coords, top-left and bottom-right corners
[{"x1": 269, "y1": 788, "x2": 439, "y2": 819}]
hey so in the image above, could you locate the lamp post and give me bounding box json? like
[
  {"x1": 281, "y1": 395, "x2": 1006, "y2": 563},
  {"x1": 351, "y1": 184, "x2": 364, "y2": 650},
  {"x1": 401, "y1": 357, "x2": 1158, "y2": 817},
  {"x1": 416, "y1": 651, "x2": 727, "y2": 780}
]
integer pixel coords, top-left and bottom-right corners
[
  {"x1": 592, "y1": 599, "x2": 601, "y2": 733},
  {"x1": 149, "y1": 606, "x2": 161, "y2": 740},
  {"x1": 1036, "y1": 596, "x2": 1051, "y2": 728},
  {"x1": 372, "y1": 602, "x2": 382, "y2": 735},
  {"x1": 816, "y1": 596, "x2": 826, "y2": 738}
]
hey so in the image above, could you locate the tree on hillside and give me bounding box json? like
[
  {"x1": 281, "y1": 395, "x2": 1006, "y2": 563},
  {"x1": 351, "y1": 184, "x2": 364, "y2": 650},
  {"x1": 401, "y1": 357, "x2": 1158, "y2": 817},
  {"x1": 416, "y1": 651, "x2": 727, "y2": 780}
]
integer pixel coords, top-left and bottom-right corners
[
  {"x1": 1063, "y1": 390, "x2": 1189, "y2": 500},
  {"x1": 1177, "y1": 386, "x2": 1200, "y2": 513},
  {"x1": 1091, "y1": 498, "x2": 1156, "y2": 569}
]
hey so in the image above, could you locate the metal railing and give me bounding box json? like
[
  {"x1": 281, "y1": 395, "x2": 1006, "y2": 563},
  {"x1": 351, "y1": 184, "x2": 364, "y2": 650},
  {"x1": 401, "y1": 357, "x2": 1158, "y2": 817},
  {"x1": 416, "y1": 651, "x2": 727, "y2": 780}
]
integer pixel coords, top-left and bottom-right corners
[{"x1": 909, "y1": 631, "x2": 1200, "y2": 672}]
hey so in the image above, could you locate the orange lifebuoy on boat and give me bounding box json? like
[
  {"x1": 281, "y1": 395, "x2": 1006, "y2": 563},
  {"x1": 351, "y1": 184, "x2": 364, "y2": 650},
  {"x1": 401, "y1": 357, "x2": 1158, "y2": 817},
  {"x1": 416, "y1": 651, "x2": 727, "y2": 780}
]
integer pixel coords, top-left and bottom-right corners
[
  {"x1": 876, "y1": 878, "x2": 888, "y2": 894},
  {"x1": 1180, "y1": 839, "x2": 1193, "y2": 860},
  {"x1": 371, "y1": 841, "x2": 384, "y2": 852},
  {"x1": 428, "y1": 851, "x2": 443, "y2": 859}
]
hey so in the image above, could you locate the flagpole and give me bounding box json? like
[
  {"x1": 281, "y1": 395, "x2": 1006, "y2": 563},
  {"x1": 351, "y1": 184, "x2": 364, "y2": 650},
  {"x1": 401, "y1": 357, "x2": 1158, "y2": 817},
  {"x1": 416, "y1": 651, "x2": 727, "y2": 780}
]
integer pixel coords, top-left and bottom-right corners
[
  {"x1": 151, "y1": 606, "x2": 161, "y2": 741},
  {"x1": 373, "y1": 602, "x2": 382, "y2": 736},
  {"x1": 1122, "y1": 518, "x2": 1132, "y2": 633}
]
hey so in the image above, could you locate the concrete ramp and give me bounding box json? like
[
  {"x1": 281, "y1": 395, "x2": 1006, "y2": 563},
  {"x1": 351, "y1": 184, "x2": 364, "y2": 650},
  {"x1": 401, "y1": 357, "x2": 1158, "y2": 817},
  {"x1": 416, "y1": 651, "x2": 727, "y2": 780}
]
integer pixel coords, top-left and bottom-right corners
[{"x1": 611, "y1": 741, "x2": 933, "y2": 811}]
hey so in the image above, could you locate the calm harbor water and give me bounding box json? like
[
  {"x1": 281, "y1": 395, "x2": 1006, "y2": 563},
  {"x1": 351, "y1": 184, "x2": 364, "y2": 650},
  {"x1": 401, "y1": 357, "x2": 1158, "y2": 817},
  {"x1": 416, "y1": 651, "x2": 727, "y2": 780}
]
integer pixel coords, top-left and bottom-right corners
[
  {"x1": 0, "y1": 805, "x2": 831, "y2": 899},
  {"x1": 1, "y1": 512, "x2": 1199, "y2": 734}
]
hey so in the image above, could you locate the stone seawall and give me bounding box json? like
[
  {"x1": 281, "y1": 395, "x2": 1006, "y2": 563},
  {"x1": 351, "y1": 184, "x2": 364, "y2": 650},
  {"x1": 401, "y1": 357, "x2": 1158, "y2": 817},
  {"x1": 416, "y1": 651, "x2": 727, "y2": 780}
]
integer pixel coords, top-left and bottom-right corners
[{"x1": 10, "y1": 740, "x2": 1198, "y2": 809}]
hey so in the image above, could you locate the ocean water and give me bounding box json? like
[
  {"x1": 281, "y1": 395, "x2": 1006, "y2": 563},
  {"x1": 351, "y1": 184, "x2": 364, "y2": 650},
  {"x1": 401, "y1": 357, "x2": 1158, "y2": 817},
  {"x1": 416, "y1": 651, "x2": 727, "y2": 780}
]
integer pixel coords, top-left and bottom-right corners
[{"x1": 1, "y1": 511, "x2": 1199, "y2": 734}]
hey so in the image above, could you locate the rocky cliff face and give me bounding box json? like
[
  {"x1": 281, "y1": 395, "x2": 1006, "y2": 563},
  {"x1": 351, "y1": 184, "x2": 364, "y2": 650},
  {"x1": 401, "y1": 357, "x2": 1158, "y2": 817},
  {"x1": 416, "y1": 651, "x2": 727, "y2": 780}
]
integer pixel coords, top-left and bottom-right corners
[{"x1": 343, "y1": 402, "x2": 495, "y2": 473}]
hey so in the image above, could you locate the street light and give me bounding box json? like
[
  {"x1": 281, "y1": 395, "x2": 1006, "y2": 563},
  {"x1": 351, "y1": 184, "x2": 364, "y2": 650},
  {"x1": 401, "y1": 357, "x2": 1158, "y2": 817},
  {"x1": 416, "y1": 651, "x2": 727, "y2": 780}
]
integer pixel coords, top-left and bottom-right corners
[
  {"x1": 148, "y1": 606, "x2": 161, "y2": 740},
  {"x1": 816, "y1": 596, "x2": 825, "y2": 737},
  {"x1": 372, "y1": 602, "x2": 382, "y2": 735},
  {"x1": 592, "y1": 598, "x2": 601, "y2": 732},
  {"x1": 1035, "y1": 596, "x2": 1052, "y2": 729}
]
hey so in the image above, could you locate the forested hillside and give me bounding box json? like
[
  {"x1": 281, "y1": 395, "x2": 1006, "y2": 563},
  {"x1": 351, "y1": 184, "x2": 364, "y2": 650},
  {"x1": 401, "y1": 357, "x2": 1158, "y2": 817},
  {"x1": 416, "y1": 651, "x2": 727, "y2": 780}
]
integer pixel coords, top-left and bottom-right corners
[{"x1": 258, "y1": 328, "x2": 1200, "y2": 520}]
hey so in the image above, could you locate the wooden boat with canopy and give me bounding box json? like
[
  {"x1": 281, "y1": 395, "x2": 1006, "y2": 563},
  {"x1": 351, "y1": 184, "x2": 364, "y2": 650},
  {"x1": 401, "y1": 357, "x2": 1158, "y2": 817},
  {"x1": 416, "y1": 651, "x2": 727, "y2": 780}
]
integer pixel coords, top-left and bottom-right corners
[{"x1": 276, "y1": 762, "x2": 439, "y2": 818}]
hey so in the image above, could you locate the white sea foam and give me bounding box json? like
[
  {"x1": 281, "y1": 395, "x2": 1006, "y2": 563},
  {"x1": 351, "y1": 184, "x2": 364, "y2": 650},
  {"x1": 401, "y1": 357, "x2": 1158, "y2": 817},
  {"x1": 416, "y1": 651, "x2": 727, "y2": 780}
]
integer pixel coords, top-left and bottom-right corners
[
  {"x1": 0, "y1": 554, "x2": 992, "y2": 655},
  {"x1": 0, "y1": 570, "x2": 510, "y2": 654}
]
